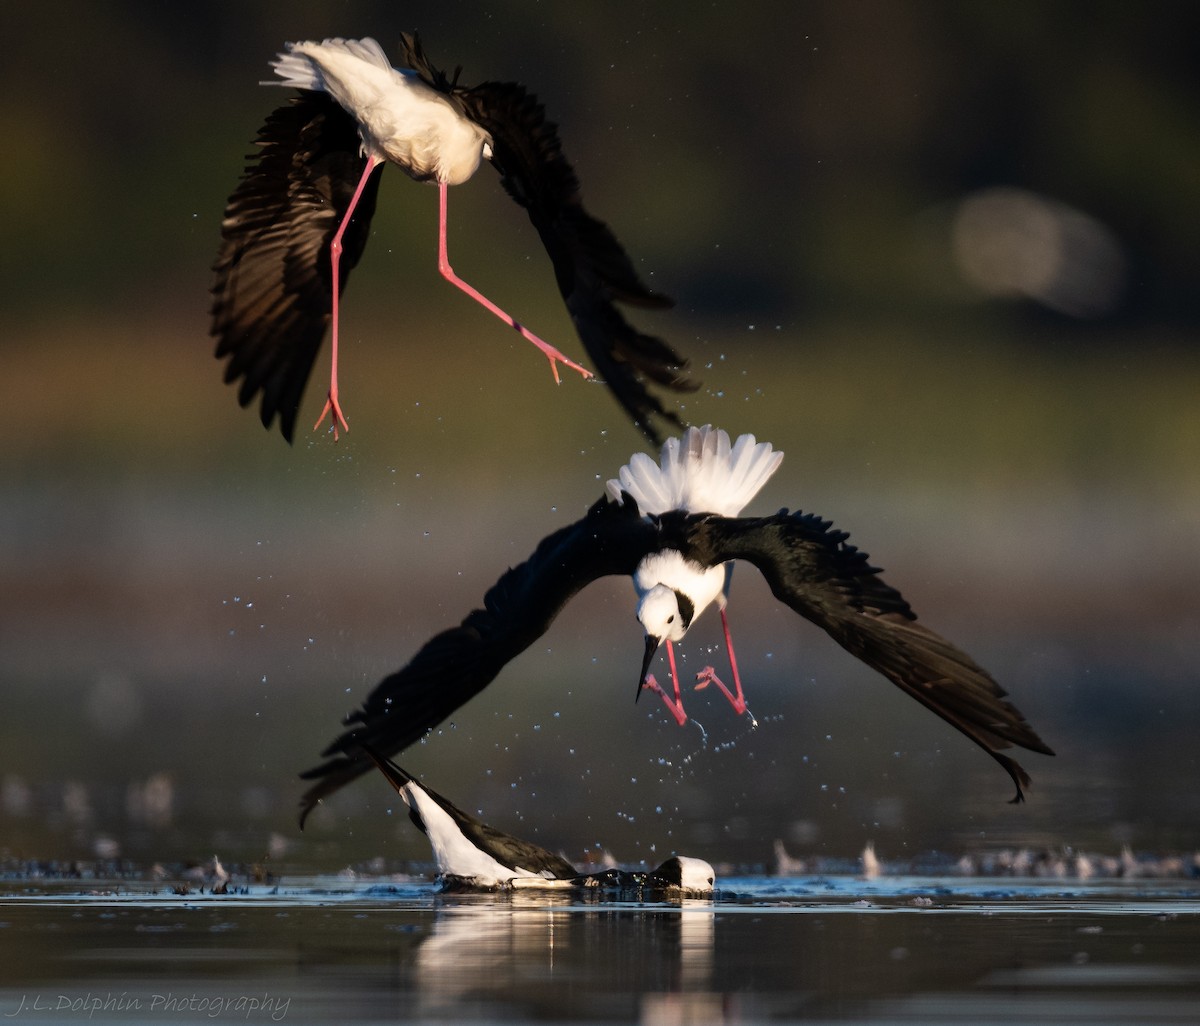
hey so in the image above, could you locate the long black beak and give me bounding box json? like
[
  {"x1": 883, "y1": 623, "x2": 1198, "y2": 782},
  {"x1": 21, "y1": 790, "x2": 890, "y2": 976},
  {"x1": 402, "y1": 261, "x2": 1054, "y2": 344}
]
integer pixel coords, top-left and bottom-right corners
[{"x1": 637, "y1": 634, "x2": 661, "y2": 702}]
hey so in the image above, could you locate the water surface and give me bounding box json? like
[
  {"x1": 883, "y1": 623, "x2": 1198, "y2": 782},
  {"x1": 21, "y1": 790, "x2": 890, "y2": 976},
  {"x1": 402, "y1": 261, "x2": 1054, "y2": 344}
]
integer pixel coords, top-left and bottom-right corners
[{"x1": 3, "y1": 875, "x2": 1198, "y2": 1024}]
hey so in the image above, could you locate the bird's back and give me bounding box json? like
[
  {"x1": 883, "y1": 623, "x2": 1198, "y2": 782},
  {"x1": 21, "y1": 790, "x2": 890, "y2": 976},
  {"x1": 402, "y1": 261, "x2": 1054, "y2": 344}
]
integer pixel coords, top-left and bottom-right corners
[{"x1": 270, "y1": 37, "x2": 489, "y2": 184}]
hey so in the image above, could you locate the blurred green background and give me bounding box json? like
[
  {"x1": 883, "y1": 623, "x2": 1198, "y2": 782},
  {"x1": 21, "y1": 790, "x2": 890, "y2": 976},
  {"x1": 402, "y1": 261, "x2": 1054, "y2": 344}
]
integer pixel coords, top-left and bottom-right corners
[{"x1": 2, "y1": 0, "x2": 1197, "y2": 875}]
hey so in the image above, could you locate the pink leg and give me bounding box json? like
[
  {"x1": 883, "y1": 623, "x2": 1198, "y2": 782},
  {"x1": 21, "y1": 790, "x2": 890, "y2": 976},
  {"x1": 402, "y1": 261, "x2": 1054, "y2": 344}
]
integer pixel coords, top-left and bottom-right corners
[
  {"x1": 693, "y1": 607, "x2": 748, "y2": 715},
  {"x1": 314, "y1": 156, "x2": 383, "y2": 438},
  {"x1": 642, "y1": 640, "x2": 689, "y2": 726},
  {"x1": 436, "y1": 181, "x2": 593, "y2": 383}
]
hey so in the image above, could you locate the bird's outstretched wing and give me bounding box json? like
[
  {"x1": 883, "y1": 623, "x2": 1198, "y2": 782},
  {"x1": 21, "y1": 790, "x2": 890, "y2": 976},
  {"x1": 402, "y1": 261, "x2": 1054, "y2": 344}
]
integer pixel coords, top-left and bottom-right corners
[
  {"x1": 299, "y1": 495, "x2": 658, "y2": 825},
  {"x1": 398, "y1": 33, "x2": 696, "y2": 446},
  {"x1": 211, "y1": 92, "x2": 381, "y2": 442},
  {"x1": 365, "y1": 749, "x2": 578, "y2": 879},
  {"x1": 678, "y1": 510, "x2": 1055, "y2": 802}
]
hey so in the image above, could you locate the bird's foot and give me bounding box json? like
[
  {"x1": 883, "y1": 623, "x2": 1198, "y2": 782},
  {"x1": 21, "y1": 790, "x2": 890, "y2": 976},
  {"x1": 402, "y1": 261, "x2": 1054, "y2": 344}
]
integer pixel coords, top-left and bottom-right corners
[
  {"x1": 525, "y1": 330, "x2": 593, "y2": 385},
  {"x1": 436, "y1": 233, "x2": 593, "y2": 385},
  {"x1": 313, "y1": 391, "x2": 350, "y2": 440},
  {"x1": 694, "y1": 666, "x2": 747, "y2": 716},
  {"x1": 642, "y1": 673, "x2": 689, "y2": 727}
]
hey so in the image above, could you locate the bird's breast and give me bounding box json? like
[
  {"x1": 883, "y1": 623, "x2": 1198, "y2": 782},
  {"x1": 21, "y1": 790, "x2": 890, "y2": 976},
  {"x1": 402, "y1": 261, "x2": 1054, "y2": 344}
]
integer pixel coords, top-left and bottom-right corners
[{"x1": 634, "y1": 550, "x2": 726, "y2": 611}]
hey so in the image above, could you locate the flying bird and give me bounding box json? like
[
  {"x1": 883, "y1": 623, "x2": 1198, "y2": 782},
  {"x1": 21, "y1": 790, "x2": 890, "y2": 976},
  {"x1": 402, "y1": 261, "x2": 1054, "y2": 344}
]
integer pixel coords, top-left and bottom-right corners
[
  {"x1": 299, "y1": 426, "x2": 1053, "y2": 824},
  {"x1": 211, "y1": 34, "x2": 694, "y2": 443},
  {"x1": 365, "y1": 748, "x2": 714, "y2": 895},
  {"x1": 609, "y1": 425, "x2": 784, "y2": 724}
]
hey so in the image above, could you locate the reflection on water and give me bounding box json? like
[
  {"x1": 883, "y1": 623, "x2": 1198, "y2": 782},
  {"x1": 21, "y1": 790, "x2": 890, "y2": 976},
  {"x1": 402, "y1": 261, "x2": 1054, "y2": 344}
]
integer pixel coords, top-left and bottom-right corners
[{"x1": 1, "y1": 876, "x2": 1199, "y2": 1023}]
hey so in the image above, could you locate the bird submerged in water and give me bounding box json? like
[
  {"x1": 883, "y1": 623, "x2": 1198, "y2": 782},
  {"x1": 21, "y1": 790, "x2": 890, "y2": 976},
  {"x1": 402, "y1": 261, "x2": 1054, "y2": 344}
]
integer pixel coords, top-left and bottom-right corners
[
  {"x1": 211, "y1": 34, "x2": 693, "y2": 443},
  {"x1": 299, "y1": 425, "x2": 1053, "y2": 824},
  {"x1": 365, "y1": 748, "x2": 714, "y2": 896}
]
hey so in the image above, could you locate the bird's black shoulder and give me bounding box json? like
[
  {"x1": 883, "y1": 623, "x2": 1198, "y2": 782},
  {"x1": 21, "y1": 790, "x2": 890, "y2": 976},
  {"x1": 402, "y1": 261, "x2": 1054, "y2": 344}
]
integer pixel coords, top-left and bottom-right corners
[
  {"x1": 470, "y1": 493, "x2": 655, "y2": 630},
  {"x1": 675, "y1": 508, "x2": 916, "y2": 622}
]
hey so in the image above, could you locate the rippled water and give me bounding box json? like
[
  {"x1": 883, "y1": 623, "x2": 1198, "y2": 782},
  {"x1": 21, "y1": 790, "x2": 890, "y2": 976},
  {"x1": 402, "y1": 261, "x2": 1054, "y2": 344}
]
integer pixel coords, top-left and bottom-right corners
[{"x1": 3, "y1": 875, "x2": 1199, "y2": 1024}]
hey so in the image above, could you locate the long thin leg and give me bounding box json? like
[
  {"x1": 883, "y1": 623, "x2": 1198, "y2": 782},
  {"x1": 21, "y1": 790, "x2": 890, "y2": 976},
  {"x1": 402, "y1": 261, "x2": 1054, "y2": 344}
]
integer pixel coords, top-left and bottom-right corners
[
  {"x1": 641, "y1": 640, "x2": 689, "y2": 726},
  {"x1": 693, "y1": 606, "x2": 748, "y2": 715},
  {"x1": 314, "y1": 156, "x2": 383, "y2": 438},
  {"x1": 436, "y1": 181, "x2": 593, "y2": 383}
]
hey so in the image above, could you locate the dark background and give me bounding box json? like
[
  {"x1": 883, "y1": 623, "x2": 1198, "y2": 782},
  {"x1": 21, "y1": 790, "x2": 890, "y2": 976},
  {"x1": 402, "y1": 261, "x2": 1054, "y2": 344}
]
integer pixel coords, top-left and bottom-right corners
[{"x1": 2, "y1": 0, "x2": 1197, "y2": 873}]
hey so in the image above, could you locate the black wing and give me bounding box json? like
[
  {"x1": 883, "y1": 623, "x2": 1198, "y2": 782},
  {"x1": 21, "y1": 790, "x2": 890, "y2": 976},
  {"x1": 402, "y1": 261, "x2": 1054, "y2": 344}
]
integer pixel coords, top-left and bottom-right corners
[
  {"x1": 365, "y1": 749, "x2": 578, "y2": 879},
  {"x1": 299, "y1": 495, "x2": 658, "y2": 825},
  {"x1": 399, "y1": 33, "x2": 696, "y2": 446},
  {"x1": 678, "y1": 510, "x2": 1054, "y2": 802},
  {"x1": 211, "y1": 92, "x2": 381, "y2": 442}
]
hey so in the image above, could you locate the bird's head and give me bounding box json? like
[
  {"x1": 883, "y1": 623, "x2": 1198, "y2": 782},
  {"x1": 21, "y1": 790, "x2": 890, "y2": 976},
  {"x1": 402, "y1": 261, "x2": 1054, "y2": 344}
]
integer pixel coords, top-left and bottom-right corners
[
  {"x1": 635, "y1": 584, "x2": 695, "y2": 700},
  {"x1": 637, "y1": 584, "x2": 693, "y2": 644}
]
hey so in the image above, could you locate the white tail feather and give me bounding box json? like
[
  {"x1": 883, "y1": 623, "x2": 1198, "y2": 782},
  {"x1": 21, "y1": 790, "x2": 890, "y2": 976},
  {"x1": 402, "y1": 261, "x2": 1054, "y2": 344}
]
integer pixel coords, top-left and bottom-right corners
[
  {"x1": 606, "y1": 425, "x2": 783, "y2": 517},
  {"x1": 266, "y1": 37, "x2": 392, "y2": 90}
]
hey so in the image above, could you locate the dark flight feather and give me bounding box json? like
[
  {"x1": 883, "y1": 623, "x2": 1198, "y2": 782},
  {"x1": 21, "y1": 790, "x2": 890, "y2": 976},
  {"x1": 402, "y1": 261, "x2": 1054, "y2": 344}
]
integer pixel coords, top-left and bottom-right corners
[
  {"x1": 400, "y1": 32, "x2": 696, "y2": 444},
  {"x1": 299, "y1": 496, "x2": 658, "y2": 825},
  {"x1": 211, "y1": 92, "x2": 381, "y2": 441},
  {"x1": 212, "y1": 35, "x2": 693, "y2": 444},
  {"x1": 679, "y1": 510, "x2": 1055, "y2": 801}
]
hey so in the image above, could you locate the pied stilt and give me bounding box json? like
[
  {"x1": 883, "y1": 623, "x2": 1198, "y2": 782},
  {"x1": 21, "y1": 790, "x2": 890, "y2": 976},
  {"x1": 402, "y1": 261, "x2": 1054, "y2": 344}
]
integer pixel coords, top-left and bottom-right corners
[
  {"x1": 211, "y1": 34, "x2": 693, "y2": 442},
  {"x1": 298, "y1": 425, "x2": 1053, "y2": 824},
  {"x1": 365, "y1": 748, "x2": 715, "y2": 896}
]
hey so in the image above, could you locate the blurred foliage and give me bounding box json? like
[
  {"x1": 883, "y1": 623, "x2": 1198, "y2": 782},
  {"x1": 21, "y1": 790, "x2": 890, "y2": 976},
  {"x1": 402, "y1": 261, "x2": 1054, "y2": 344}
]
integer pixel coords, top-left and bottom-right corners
[{"x1": 3, "y1": 0, "x2": 1199, "y2": 323}]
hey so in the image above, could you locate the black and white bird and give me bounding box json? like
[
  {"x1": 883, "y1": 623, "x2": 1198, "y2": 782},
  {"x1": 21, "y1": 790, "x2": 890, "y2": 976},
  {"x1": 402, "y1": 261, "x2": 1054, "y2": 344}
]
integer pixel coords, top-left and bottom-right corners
[
  {"x1": 299, "y1": 425, "x2": 1053, "y2": 824},
  {"x1": 211, "y1": 33, "x2": 693, "y2": 443},
  {"x1": 608, "y1": 425, "x2": 784, "y2": 724},
  {"x1": 365, "y1": 749, "x2": 715, "y2": 896}
]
